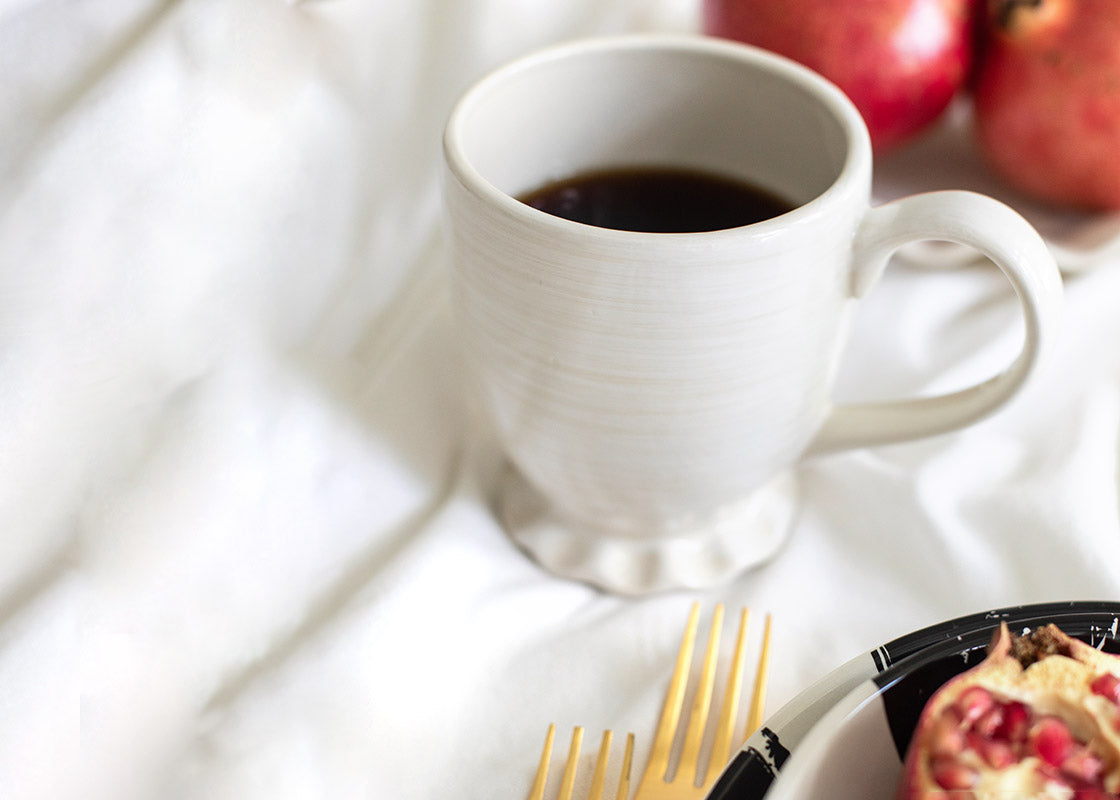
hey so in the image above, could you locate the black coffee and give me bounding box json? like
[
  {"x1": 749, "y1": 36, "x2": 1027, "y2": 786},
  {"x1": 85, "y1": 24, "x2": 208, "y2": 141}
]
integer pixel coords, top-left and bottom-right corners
[{"x1": 519, "y1": 166, "x2": 795, "y2": 233}]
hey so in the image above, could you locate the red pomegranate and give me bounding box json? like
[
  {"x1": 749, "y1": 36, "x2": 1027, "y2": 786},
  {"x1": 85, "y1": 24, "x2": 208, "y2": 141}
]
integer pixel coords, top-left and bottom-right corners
[
  {"x1": 972, "y1": 0, "x2": 1120, "y2": 210},
  {"x1": 895, "y1": 623, "x2": 1120, "y2": 799},
  {"x1": 701, "y1": 0, "x2": 975, "y2": 152}
]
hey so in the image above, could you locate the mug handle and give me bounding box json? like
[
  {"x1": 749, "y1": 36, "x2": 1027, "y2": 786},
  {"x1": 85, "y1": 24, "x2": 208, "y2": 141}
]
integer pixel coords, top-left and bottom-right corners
[{"x1": 806, "y1": 190, "x2": 1063, "y2": 456}]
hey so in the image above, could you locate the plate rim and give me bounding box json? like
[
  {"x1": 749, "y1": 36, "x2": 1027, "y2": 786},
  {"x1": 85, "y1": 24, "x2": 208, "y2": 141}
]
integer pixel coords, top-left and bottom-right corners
[{"x1": 704, "y1": 600, "x2": 1120, "y2": 800}]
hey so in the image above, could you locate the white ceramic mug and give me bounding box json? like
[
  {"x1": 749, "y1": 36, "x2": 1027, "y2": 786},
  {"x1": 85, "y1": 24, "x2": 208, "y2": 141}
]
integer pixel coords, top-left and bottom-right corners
[{"x1": 442, "y1": 34, "x2": 1062, "y2": 595}]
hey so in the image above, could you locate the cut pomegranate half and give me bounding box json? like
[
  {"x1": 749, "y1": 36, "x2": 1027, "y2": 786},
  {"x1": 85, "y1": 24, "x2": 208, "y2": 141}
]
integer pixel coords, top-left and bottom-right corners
[{"x1": 896, "y1": 623, "x2": 1120, "y2": 799}]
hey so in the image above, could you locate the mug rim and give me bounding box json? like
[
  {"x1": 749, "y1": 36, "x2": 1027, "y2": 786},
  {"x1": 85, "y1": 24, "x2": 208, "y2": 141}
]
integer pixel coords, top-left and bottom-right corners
[{"x1": 442, "y1": 32, "x2": 872, "y2": 241}]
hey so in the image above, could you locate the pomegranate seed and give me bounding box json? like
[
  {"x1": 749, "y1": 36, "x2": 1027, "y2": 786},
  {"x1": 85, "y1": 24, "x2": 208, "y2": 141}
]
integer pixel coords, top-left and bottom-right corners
[
  {"x1": 955, "y1": 686, "x2": 995, "y2": 723},
  {"x1": 1061, "y1": 748, "x2": 1104, "y2": 784},
  {"x1": 1031, "y1": 717, "x2": 1074, "y2": 767},
  {"x1": 973, "y1": 705, "x2": 1004, "y2": 738},
  {"x1": 965, "y1": 731, "x2": 1016, "y2": 769},
  {"x1": 942, "y1": 704, "x2": 964, "y2": 726},
  {"x1": 994, "y1": 701, "x2": 1031, "y2": 742},
  {"x1": 1090, "y1": 672, "x2": 1120, "y2": 704},
  {"x1": 930, "y1": 757, "x2": 978, "y2": 790},
  {"x1": 931, "y1": 715, "x2": 966, "y2": 757}
]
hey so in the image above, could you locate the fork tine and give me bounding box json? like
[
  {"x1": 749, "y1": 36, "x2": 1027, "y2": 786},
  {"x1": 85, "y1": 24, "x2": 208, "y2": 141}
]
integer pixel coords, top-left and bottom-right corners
[
  {"x1": 634, "y1": 606, "x2": 773, "y2": 800},
  {"x1": 588, "y1": 730, "x2": 612, "y2": 800},
  {"x1": 641, "y1": 602, "x2": 701, "y2": 786},
  {"x1": 745, "y1": 613, "x2": 772, "y2": 739},
  {"x1": 530, "y1": 725, "x2": 634, "y2": 800},
  {"x1": 677, "y1": 603, "x2": 724, "y2": 786},
  {"x1": 529, "y1": 723, "x2": 557, "y2": 800},
  {"x1": 557, "y1": 726, "x2": 584, "y2": 800},
  {"x1": 708, "y1": 607, "x2": 749, "y2": 775},
  {"x1": 616, "y1": 732, "x2": 635, "y2": 800}
]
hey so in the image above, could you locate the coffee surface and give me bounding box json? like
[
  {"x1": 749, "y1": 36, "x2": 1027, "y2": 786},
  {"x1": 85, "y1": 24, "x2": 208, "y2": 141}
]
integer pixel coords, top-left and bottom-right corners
[{"x1": 519, "y1": 166, "x2": 795, "y2": 233}]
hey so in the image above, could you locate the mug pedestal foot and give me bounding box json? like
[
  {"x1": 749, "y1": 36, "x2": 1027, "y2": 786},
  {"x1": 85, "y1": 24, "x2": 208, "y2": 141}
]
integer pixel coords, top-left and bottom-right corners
[{"x1": 497, "y1": 466, "x2": 799, "y2": 595}]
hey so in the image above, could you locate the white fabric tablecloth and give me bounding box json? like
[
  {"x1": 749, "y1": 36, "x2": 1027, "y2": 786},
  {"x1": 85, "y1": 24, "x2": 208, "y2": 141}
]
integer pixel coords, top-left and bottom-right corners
[{"x1": 2, "y1": 2, "x2": 1118, "y2": 798}]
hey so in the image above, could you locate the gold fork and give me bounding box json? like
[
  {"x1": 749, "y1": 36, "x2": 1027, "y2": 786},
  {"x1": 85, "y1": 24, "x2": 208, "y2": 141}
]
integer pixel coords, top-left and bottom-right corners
[
  {"x1": 529, "y1": 723, "x2": 636, "y2": 800},
  {"x1": 633, "y1": 603, "x2": 772, "y2": 800}
]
